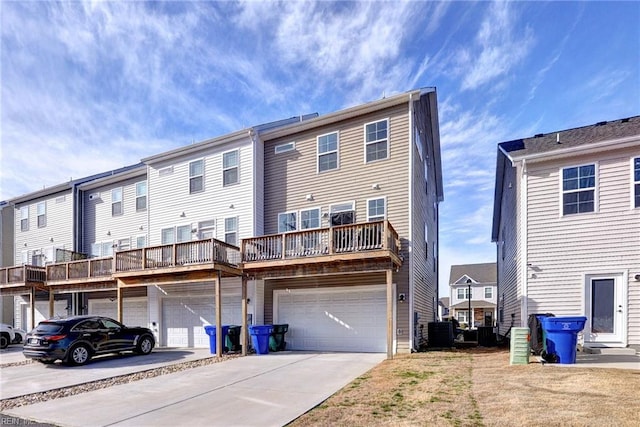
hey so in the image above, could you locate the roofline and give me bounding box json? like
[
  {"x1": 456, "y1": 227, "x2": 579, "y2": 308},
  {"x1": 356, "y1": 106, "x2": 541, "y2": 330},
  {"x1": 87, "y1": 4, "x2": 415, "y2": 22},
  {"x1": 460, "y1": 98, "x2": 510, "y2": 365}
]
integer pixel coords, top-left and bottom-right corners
[
  {"x1": 142, "y1": 128, "x2": 251, "y2": 165},
  {"x1": 505, "y1": 134, "x2": 640, "y2": 163},
  {"x1": 259, "y1": 88, "x2": 433, "y2": 140},
  {"x1": 77, "y1": 164, "x2": 147, "y2": 190}
]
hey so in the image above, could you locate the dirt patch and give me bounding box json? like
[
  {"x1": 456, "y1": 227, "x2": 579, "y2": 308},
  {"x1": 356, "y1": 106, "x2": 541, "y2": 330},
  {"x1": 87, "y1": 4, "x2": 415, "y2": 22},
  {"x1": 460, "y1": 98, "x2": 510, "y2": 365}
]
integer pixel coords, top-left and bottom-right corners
[{"x1": 288, "y1": 349, "x2": 639, "y2": 427}]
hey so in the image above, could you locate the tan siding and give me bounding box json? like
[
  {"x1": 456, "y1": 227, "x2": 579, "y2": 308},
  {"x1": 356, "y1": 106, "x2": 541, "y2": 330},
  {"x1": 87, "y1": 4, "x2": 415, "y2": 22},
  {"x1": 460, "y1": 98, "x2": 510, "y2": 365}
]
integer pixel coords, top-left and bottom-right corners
[{"x1": 525, "y1": 148, "x2": 640, "y2": 345}]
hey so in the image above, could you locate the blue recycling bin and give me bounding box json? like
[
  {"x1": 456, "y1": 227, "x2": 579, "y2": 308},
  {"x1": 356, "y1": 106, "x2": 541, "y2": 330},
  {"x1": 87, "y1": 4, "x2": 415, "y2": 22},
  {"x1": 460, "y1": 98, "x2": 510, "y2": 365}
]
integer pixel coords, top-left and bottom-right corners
[
  {"x1": 249, "y1": 325, "x2": 273, "y2": 355},
  {"x1": 204, "y1": 325, "x2": 230, "y2": 354},
  {"x1": 540, "y1": 316, "x2": 587, "y2": 364}
]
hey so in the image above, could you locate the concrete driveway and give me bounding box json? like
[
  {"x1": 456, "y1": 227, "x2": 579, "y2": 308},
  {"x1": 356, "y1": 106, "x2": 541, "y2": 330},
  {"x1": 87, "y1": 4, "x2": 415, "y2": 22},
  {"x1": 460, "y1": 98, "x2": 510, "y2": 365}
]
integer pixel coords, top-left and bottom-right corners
[{"x1": 3, "y1": 352, "x2": 386, "y2": 427}]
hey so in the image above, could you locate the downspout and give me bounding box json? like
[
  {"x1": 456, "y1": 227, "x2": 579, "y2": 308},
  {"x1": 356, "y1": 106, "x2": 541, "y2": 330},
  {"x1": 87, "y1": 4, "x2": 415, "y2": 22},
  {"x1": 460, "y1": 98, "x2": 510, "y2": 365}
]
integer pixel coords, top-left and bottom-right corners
[
  {"x1": 520, "y1": 158, "x2": 528, "y2": 326},
  {"x1": 408, "y1": 93, "x2": 415, "y2": 352}
]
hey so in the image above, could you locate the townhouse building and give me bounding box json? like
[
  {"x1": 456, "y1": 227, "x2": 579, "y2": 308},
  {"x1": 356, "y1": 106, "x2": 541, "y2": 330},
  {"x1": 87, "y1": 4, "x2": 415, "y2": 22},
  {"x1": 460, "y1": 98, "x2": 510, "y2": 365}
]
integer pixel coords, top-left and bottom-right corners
[
  {"x1": 492, "y1": 116, "x2": 640, "y2": 350},
  {"x1": 447, "y1": 263, "x2": 497, "y2": 328}
]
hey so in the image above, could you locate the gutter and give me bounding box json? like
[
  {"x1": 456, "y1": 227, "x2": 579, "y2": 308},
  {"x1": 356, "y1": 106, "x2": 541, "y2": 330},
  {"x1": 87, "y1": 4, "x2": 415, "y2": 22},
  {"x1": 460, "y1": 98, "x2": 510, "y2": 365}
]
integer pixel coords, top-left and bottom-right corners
[
  {"x1": 408, "y1": 92, "x2": 415, "y2": 352},
  {"x1": 519, "y1": 158, "x2": 528, "y2": 326}
]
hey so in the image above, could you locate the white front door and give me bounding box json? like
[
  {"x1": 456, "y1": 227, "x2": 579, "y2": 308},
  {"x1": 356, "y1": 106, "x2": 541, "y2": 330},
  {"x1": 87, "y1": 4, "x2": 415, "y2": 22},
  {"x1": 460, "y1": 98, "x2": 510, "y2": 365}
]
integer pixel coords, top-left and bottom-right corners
[{"x1": 584, "y1": 275, "x2": 625, "y2": 346}]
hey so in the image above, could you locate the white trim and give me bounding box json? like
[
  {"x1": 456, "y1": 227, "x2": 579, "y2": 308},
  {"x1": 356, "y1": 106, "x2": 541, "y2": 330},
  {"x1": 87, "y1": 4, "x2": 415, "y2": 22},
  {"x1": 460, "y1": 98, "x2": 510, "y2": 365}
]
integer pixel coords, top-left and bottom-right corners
[
  {"x1": 582, "y1": 271, "x2": 628, "y2": 347},
  {"x1": 222, "y1": 149, "x2": 240, "y2": 187},
  {"x1": 274, "y1": 141, "x2": 295, "y2": 154},
  {"x1": 329, "y1": 201, "x2": 355, "y2": 213},
  {"x1": 363, "y1": 118, "x2": 390, "y2": 163},
  {"x1": 520, "y1": 159, "x2": 529, "y2": 325},
  {"x1": 317, "y1": 131, "x2": 340, "y2": 173},
  {"x1": 366, "y1": 196, "x2": 387, "y2": 222}
]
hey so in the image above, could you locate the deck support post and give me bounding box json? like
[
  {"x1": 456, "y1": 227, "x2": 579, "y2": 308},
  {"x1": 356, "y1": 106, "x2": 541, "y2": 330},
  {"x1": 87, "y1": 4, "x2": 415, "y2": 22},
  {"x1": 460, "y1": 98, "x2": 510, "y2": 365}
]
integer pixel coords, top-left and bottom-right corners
[
  {"x1": 116, "y1": 280, "x2": 123, "y2": 323},
  {"x1": 48, "y1": 289, "x2": 54, "y2": 318},
  {"x1": 215, "y1": 270, "x2": 222, "y2": 358},
  {"x1": 386, "y1": 269, "x2": 394, "y2": 359},
  {"x1": 241, "y1": 275, "x2": 248, "y2": 356},
  {"x1": 30, "y1": 286, "x2": 36, "y2": 329}
]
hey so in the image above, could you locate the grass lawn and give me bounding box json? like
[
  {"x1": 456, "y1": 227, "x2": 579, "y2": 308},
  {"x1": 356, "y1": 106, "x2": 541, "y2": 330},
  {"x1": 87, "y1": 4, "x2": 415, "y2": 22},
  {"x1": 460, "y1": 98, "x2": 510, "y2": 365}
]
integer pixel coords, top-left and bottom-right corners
[{"x1": 288, "y1": 348, "x2": 640, "y2": 427}]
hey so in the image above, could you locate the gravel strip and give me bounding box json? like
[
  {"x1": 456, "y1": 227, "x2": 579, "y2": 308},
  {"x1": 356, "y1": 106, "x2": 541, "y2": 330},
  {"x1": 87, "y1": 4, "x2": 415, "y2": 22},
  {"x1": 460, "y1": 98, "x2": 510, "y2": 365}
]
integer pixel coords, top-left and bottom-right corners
[
  {"x1": 0, "y1": 359, "x2": 34, "y2": 368},
  {"x1": 0, "y1": 353, "x2": 241, "y2": 411}
]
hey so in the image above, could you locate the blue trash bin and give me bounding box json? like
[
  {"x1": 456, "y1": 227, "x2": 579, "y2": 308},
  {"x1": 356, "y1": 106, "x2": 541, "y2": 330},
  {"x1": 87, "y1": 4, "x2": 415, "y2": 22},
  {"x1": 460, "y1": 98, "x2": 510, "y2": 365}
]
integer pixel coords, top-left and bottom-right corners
[
  {"x1": 540, "y1": 316, "x2": 587, "y2": 364},
  {"x1": 204, "y1": 325, "x2": 230, "y2": 354},
  {"x1": 248, "y1": 325, "x2": 273, "y2": 355}
]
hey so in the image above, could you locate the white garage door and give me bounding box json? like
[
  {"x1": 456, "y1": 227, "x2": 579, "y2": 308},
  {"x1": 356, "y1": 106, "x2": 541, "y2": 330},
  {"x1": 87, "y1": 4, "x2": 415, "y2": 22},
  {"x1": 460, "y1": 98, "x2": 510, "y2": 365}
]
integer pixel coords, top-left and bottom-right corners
[
  {"x1": 274, "y1": 285, "x2": 387, "y2": 352},
  {"x1": 162, "y1": 296, "x2": 242, "y2": 348},
  {"x1": 88, "y1": 298, "x2": 149, "y2": 327},
  {"x1": 23, "y1": 301, "x2": 69, "y2": 330}
]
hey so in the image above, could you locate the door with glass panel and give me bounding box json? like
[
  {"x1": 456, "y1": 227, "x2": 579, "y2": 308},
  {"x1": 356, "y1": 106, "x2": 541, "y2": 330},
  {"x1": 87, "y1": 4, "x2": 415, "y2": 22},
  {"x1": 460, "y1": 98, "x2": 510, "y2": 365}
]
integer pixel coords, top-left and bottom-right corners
[{"x1": 586, "y1": 276, "x2": 624, "y2": 345}]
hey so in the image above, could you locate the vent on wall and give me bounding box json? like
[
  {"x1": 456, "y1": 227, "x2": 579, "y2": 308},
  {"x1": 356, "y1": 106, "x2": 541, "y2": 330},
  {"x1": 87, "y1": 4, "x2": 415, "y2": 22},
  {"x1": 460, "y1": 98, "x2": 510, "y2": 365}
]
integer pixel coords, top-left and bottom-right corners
[{"x1": 88, "y1": 192, "x2": 101, "y2": 200}]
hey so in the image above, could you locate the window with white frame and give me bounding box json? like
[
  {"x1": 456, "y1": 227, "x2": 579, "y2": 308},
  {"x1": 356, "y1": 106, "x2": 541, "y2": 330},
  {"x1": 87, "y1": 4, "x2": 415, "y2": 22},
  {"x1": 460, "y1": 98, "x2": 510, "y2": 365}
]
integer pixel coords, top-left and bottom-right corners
[
  {"x1": 224, "y1": 217, "x2": 238, "y2": 245},
  {"x1": 20, "y1": 206, "x2": 29, "y2": 231},
  {"x1": 364, "y1": 119, "x2": 389, "y2": 162},
  {"x1": 198, "y1": 219, "x2": 215, "y2": 239},
  {"x1": 367, "y1": 197, "x2": 385, "y2": 221},
  {"x1": 90, "y1": 241, "x2": 114, "y2": 257},
  {"x1": 189, "y1": 160, "x2": 204, "y2": 193},
  {"x1": 136, "y1": 181, "x2": 147, "y2": 211},
  {"x1": 176, "y1": 225, "x2": 191, "y2": 243},
  {"x1": 329, "y1": 201, "x2": 355, "y2": 226},
  {"x1": 223, "y1": 150, "x2": 239, "y2": 186},
  {"x1": 485, "y1": 287, "x2": 493, "y2": 299},
  {"x1": 300, "y1": 208, "x2": 320, "y2": 229},
  {"x1": 457, "y1": 287, "x2": 472, "y2": 300},
  {"x1": 318, "y1": 132, "x2": 338, "y2": 172},
  {"x1": 457, "y1": 311, "x2": 469, "y2": 324},
  {"x1": 135, "y1": 235, "x2": 147, "y2": 249},
  {"x1": 275, "y1": 142, "x2": 295, "y2": 154},
  {"x1": 278, "y1": 211, "x2": 297, "y2": 233},
  {"x1": 161, "y1": 227, "x2": 175, "y2": 245},
  {"x1": 117, "y1": 238, "x2": 131, "y2": 251},
  {"x1": 634, "y1": 157, "x2": 640, "y2": 208},
  {"x1": 37, "y1": 202, "x2": 46, "y2": 228},
  {"x1": 112, "y1": 188, "x2": 123, "y2": 216},
  {"x1": 562, "y1": 164, "x2": 595, "y2": 215}
]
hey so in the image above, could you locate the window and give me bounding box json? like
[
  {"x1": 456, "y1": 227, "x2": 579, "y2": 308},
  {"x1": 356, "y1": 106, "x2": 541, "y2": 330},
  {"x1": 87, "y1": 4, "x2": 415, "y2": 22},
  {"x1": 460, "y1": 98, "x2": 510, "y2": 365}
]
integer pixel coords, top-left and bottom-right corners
[
  {"x1": 112, "y1": 188, "x2": 123, "y2": 216},
  {"x1": 458, "y1": 287, "x2": 472, "y2": 299},
  {"x1": 189, "y1": 160, "x2": 204, "y2": 193},
  {"x1": 161, "y1": 228, "x2": 175, "y2": 244},
  {"x1": 485, "y1": 287, "x2": 493, "y2": 299},
  {"x1": 275, "y1": 142, "x2": 295, "y2": 154},
  {"x1": 36, "y1": 202, "x2": 46, "y2": 228},
  {"x1": 562, "y1": 164, "x2": 595, "y2": 215},
  {"x1": 415, "y1": 127, "x2": 423, "y2": 161},
  {"x1": 136, "y1": 181, "x2": 147, "y2": 211},
  {"x1": 634, "y1": 157, "x2": 640, "y2": 208},
  {"x1": 224, "y1": 217, "x2": 238, "y2": 246},
  {"x1": 136, "y1": 235, "x2": 147, "y2": 249},
  {"x1": 365, "y1": 119, "x2": 389, "y2": 162},
  {"x1": 300, "y1": 208, "x2": 320, "y2": 230},
  {"x1": 159, "y1": 166, "x2": 174, "y2": 177},
  {"x1": 329, "y1": 202, "x2": 355, "y2": 226},
  {"x1": 278, "y1": 212, "x2": 297, "y2": 233},
  {"x1": 20, "y1": 206, "x2": 29, "y2": 231},
  {"x1": 90, "y1": 241, "x2": 114, "y2": 257},
  {"x1": 223, "y1": 150, "x2": 239, "y2": 186},
  {"x1": 317, "y1": 132, "x2": 338, "y2": 172},
  {"x1": 117, "y1": 238, "x2": 130, "y2": 251},
  {"x1": 367, "y1": 198, "x2": 386, "y2": 221},
  {"x1": 198, "y1": 220, "x2": 215, "y2": 239},
  {"x1": 177, "y1": 225, "x2": 191, "y2": 243},
  {"x1": 457, "y1": 311, "x2": 469, "y2": 324}
]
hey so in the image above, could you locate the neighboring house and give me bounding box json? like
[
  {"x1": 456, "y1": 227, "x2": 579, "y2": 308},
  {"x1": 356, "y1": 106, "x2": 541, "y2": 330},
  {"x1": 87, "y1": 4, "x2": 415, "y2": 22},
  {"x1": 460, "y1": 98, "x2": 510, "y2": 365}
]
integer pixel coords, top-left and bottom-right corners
[
  {"x1": 492, "y1": 116, "x2": 640, "y2": 350},
  {"x1": 242, "y1": 88, "x2": 443, "y2": 355},
  {"x1": 448, "y1": 263, "x2": 497, "y2": 328},
  {"x1": 0, "y1": 88, "x2": 442, "y2": 358},
  {"x1": 438, "y1": 297, "x2": 450, "y2": 320}
]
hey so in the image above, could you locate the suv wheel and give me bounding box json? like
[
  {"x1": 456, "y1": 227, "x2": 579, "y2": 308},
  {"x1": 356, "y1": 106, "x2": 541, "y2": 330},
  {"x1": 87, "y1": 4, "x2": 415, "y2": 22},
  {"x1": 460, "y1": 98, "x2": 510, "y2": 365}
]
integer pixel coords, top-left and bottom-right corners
[
  {"x1": 136, "y1": 335, "x2": 154, "y2": 355},
  {"x1": 0, "y1": 333, "x2": 9, "y2": 349},
  {"x1": 66, "y1": 344, "x2": 92, "y2": 365}
]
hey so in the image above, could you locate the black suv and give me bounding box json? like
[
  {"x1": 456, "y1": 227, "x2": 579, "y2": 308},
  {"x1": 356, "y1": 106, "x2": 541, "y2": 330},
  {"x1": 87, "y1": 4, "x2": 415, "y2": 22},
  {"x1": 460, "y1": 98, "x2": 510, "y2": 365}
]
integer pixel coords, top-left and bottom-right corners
[{"x1": 23, "y1": 316, "x2": 155, "y2": 366}]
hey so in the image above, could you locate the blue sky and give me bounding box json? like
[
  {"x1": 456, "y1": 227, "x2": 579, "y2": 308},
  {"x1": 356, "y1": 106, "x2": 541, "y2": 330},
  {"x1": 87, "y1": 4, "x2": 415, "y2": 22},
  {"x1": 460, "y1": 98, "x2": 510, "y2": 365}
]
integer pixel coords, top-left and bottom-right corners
[{"x1": 1, "y1": 1, "x2": 639, "y2": 295}]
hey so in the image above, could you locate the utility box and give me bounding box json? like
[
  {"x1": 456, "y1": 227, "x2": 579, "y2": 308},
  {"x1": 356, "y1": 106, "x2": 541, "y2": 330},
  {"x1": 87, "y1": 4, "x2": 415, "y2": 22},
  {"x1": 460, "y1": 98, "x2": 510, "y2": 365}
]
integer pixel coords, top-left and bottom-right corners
[{"x1": 509, "y1": 327, "x2": 530, "y2": 365}]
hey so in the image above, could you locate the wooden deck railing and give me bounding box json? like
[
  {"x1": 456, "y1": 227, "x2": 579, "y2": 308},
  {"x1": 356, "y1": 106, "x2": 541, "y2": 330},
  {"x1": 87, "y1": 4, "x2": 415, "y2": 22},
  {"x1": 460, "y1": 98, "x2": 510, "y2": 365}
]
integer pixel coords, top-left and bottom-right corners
[
  {"x1": 0, "y1": 265, "x2": 46, "y2": 285},
  {"x1": 242, "y1": 220, "x2": 400, "y2": 262},
  {"x1": 46, "y1": 257, "x2": 113, "y2": 282},
  {"x1": 115, "y1": 238, "x2": 241, "y2": 272}
]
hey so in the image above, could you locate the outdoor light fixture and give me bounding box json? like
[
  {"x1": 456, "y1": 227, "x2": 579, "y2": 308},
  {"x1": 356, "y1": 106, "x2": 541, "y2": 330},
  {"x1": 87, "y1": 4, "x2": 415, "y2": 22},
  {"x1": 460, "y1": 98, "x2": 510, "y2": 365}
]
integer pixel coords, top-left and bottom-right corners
[
  {"x1": 372, "y1": 183, "x2": 380, "y2": 190},
  {"x1": 180, "y1": 212, "x2": 186, "y2": 217},
  {"x1": 635, "y1": 274, "x2": 640, "y2": 281},
  {"x1": 306, "y1": 194, "x2": 314, "y2": 201}
]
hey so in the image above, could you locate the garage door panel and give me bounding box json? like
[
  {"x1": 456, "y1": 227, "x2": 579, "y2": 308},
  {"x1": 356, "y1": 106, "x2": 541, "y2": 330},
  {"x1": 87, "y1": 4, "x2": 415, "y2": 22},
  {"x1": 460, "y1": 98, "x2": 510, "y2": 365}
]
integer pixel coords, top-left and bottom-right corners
[
  {"x1": 276, "y1": 286, "x2": 386, "y2": 352},
  {"x1": 89, "y1": 299, "x2": 148, "y2": 327}
]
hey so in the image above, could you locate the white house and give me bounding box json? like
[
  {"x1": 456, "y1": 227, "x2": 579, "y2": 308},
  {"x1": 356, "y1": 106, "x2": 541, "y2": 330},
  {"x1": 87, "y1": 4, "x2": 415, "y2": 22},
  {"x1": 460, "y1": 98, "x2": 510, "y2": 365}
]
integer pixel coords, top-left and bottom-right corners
[{"x1": 448, "y1": 263, "x2": 497, "y2": 328}]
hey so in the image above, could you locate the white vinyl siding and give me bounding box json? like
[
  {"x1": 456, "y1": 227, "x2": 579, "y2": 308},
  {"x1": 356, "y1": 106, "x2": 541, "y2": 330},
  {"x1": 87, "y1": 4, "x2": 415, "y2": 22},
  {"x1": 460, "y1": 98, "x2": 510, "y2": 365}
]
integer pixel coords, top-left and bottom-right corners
[{"x1": 317, "y1": 132, "x2": 339, "y2": 173}]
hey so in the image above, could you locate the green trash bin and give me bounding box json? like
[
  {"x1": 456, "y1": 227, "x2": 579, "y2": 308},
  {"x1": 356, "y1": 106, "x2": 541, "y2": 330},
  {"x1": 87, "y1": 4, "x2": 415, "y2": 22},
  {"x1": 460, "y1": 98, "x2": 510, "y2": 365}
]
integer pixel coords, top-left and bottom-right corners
[
  {"x1": 226, "y1": 325, "x2": 242, "y2": 352},
  {"x1": 269, "y1": 324, "x2": 289, "y2": 352}
]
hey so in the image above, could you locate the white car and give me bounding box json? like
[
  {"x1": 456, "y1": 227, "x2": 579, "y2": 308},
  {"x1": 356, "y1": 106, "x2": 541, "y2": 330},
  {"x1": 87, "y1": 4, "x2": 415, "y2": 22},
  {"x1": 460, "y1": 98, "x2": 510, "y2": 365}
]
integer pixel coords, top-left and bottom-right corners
[{"x1": 0, "y1": 323, "x2": 27, "y2": 348}]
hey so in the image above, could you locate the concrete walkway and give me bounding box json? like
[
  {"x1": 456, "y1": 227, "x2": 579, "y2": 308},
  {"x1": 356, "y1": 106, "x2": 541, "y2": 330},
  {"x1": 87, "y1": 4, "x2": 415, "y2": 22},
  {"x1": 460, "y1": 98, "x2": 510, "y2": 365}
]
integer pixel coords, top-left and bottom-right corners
[{"x1": 4, "y1": 352, "x2": 386, "y2": 427}]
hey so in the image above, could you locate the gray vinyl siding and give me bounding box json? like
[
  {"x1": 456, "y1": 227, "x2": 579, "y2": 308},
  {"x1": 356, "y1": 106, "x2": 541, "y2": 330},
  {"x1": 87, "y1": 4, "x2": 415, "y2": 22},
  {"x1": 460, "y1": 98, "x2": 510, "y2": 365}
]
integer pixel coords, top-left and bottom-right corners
[
  {"x1": 147, "y1": 138, "x2": 257, "y2": 247},
  {"x1": 14, "y1": 189, "x2": 74, "y2": 265},
  {"x1": 81, "y1": 174, "x2": 148, "y2": 254},
  {"x1": 496, "y1": 158, "x2": 521, "y2": 336},
  {"x1": 263, "y1": 103, "x2": 414, "y2": 352},
  {"x1": 525, "y1": 147, "x2": 640, "y2": 345},
  {"x1": 410, "y1": 96, "x2": 439, "y2": 346}
]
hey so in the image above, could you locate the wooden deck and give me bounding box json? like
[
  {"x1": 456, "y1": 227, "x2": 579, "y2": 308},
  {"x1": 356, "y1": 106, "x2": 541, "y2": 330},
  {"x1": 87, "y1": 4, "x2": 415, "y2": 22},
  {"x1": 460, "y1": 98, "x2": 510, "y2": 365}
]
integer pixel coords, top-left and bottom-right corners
[{"x1": 0, "y1": 265, "x2": 47, "y2": 292}]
